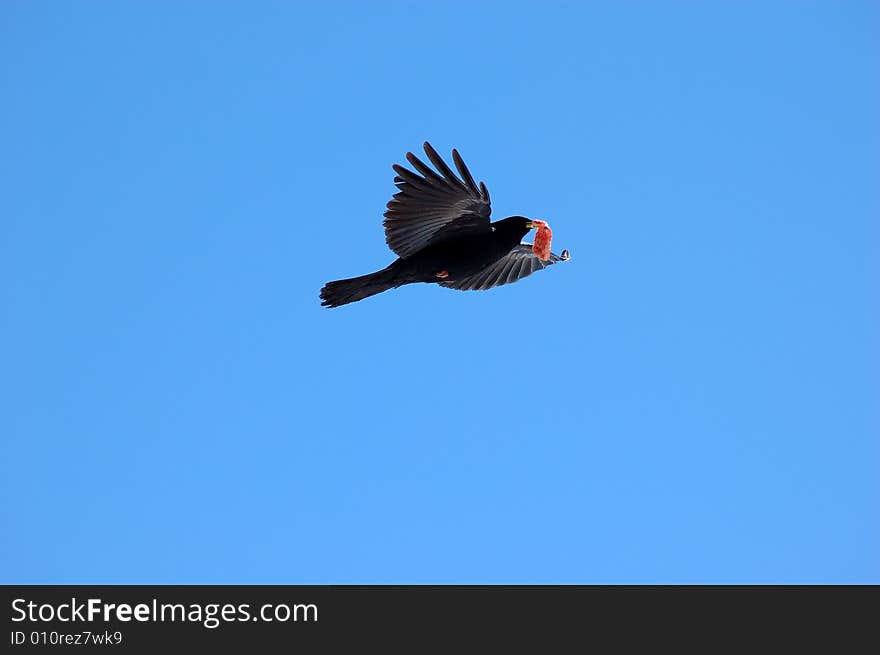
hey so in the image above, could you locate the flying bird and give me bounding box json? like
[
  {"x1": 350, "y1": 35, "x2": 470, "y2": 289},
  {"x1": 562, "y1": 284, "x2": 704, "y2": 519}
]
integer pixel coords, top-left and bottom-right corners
[{"x1": 320, "y1": 142, "x2": 570, "y2": 307}]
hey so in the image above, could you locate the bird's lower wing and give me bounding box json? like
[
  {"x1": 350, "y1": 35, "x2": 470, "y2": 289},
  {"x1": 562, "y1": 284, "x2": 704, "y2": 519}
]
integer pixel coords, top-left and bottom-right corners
[{"x1": 439, "y1": 244, "x2": 571, "y2": 291}]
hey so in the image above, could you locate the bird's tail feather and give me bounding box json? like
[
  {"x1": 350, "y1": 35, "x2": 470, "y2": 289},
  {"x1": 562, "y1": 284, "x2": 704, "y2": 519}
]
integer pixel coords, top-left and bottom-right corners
[{"x1": 320, "y1": 266, "x2": 400, "y2": 308}]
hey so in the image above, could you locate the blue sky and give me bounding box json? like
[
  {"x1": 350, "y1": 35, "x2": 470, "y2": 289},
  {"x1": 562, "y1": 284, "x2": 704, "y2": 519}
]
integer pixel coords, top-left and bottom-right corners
[{"x1": 2, "y1": 2, "x2": 877, "y2": 583}]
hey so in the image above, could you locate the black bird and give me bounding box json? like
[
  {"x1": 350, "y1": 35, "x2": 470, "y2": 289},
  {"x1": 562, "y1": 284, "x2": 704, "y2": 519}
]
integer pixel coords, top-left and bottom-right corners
[{"x1": 320, "y1": 142, "x2": 570, "y2": 307}]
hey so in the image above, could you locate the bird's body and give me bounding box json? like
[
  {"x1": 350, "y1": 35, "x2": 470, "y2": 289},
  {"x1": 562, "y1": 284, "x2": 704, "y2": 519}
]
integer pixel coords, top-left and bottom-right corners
[
  {"x1": 320, "y1": 143, "x2": 570, "y2": 307},
  {"x1": 398, "y1": 216, "x2": 534, "y2": 281}
]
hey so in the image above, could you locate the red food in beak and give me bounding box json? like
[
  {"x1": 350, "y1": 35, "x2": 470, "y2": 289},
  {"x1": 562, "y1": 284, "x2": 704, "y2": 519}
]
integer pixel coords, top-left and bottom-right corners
[{"x1": 531, "y1": 220, "x2": 552, "y2": 261}]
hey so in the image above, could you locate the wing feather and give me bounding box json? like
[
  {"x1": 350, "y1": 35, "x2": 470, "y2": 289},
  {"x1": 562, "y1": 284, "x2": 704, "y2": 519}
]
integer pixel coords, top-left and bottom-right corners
[
  {"x1": 382, "y1": 142, "x2": 492, "y2": 258},
  {"x1": 440, "y1": 244, "x2": 571, "y2": 291},
  {"x1": 452, "y1": 149, "x2": 480, "y2": 195}
]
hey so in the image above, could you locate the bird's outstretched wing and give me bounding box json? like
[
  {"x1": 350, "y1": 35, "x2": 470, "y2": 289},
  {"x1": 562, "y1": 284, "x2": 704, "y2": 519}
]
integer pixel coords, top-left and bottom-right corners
[
  {"x1": 440, "y1": 244, "x2": 571, "y2": 291},
  {"x1": 384, "y1": 142, "x2": 492, "y2": 259}
]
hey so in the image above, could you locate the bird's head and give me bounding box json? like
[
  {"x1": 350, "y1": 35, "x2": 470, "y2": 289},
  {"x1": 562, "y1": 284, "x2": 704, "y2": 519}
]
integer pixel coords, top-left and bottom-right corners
[
  {"x1": 496, "y1": 215, "x2": 539, "y2": 238},
  {"x1": 493, "y1": 216, "x2": 554, "y2": 260},
  {"x1": 497, "y1": 216, "x2": 554, "y2": 261}
]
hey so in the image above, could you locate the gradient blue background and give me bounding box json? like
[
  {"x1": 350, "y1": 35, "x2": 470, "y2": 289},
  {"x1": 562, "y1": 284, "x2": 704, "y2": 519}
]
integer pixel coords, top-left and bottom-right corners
[{"x1": 2, "y1": 2, "x2": 877, "y2": 583}]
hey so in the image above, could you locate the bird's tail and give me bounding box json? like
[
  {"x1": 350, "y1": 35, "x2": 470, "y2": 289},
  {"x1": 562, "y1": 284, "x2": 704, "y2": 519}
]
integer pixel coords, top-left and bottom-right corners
[{"x1": 320, "y1": 265, "x2": 401, "y2": 308}]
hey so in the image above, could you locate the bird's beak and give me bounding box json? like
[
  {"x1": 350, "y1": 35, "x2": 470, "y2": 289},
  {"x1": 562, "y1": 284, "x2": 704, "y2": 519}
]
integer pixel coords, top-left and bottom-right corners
[{"x1": 527, "y1": 219, "x2": 548, "y2": 230}]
